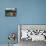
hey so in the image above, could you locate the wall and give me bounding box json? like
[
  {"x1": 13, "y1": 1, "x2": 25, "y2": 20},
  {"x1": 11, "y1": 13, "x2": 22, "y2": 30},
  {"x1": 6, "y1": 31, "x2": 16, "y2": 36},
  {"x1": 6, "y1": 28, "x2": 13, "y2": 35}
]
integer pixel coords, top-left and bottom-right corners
[{"x1": 0, "y1": 0, "x2": 46, "y2": 44}]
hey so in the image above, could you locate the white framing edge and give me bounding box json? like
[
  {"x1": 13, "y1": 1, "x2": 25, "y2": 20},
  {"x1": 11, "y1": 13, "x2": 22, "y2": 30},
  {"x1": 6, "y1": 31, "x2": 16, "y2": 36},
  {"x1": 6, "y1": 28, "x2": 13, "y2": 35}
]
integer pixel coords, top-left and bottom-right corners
[{"x1": 18, "y1": 24, "x2": 20, "y2": 43}]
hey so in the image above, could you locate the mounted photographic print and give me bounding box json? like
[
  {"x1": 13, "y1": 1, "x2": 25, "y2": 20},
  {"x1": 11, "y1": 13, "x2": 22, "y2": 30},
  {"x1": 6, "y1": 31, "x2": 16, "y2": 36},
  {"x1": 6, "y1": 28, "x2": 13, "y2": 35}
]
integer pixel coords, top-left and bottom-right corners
[
  {"x1": 8, "y1": 32, "x2": 18, "y2": 44},
  {"x1": 5, "y1": 8, "x2": 16, "y2": 16},
  {"x1": 18, "y1": 24, "x2": 46, "y2": 42}
]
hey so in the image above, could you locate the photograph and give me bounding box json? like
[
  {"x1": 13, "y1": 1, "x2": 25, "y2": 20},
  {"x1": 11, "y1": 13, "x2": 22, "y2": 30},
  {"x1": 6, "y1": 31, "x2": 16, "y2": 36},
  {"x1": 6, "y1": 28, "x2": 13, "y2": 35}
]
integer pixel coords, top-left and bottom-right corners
[
  {"x1": 18, "y1": 24, "x2": 46, "y2": 41},
  {"x1": 18, "y1": 25, "x2": 46, "y2": 46},
  {"x1": 5, "y1": 8, "x2": 16, "y2": 16}
]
